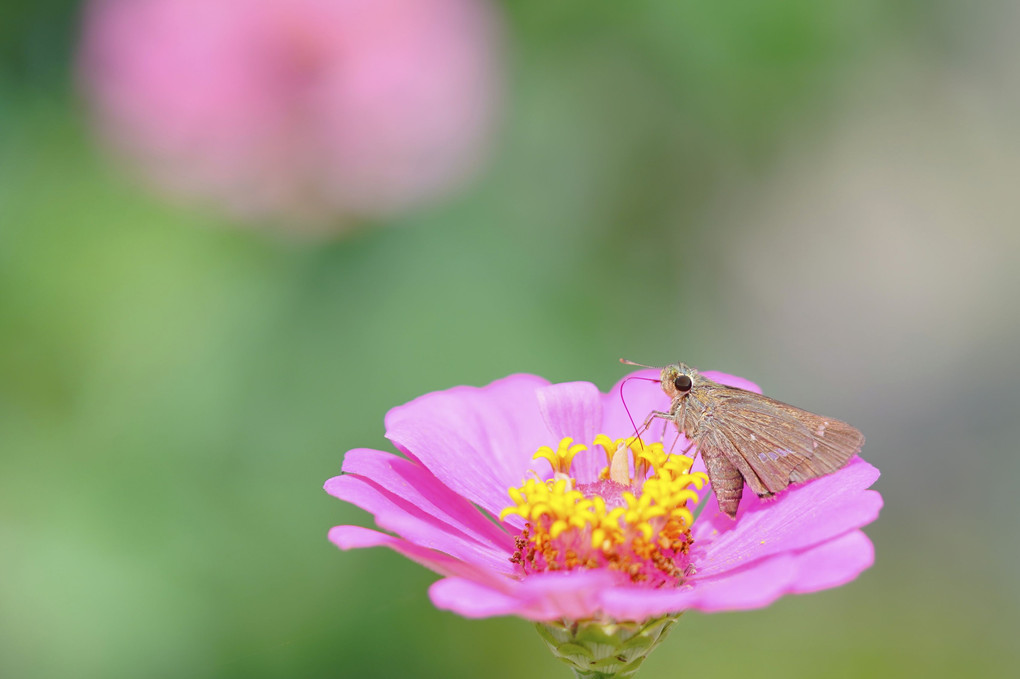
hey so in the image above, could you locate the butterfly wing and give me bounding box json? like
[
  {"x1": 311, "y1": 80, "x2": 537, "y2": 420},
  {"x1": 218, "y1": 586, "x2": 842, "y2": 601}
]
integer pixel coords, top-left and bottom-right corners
[
  {"x1": 694, "y1": 385, "x2": 864, "y2": 498},
  {"x1": 748, "y1": 391, "x2": 865, "y2": 484}
]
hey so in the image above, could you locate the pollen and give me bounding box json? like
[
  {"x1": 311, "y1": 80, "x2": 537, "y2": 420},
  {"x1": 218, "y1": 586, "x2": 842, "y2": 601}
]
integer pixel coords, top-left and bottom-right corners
[{"x1": 501, "y1": 435, "x2": 710, "y2": 586}]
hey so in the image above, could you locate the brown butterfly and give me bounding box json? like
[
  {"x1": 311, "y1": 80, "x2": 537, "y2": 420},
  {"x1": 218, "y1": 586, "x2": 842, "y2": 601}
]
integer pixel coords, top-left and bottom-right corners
[{"x1": 622, "y1": 360, "x2": 865, "y2": 519}]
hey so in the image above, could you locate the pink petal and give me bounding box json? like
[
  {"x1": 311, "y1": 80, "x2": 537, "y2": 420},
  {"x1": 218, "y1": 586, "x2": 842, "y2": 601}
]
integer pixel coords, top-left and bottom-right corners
[
  {"x1": 787, "y1": 529, "x2": 875, "y2": 593},
  {"x1": 430, "y1": 570, "x2": 618, "y2": 621},
  {"x1": 536, "y1": 381, "x2": 603, "y2": 482},
  {"x1": 601, "y1": 527, "x2": 875, "y2": 617},
  {"x1": 385, "y1": 374, "x2": 553, "y2": 516},
  {"x1": 599, "y1": 552, "x2": 797, "y2": 619},
  {"x1": 511, "y1": 571, "x2": 620, "y2": 620},
  {"x1": 429, "y1": 526, "x2": 878, "y2": 621},
  {"x1": 340, "y1": 448, "x2": 512, "y2": 548},
  {"x1": 692, "y1": 458, "x2": 881, "y2": 578},
  {"x1": 428, "y1": 577, "x2": 523, "y2": 618},
  {"x1": 328, "y1": 525, "x2": 498, "y2": 582},
  {"x1": 680, "y1": 529, "x2": 876, "y2": 612},
  {"x1": 324, "y1": 474, "x2": 514, "y2": 574},
  {"x1": 536, "y1": 381, "x2": 602, "y2": 445},
  {"x1": 679, "y1": 554, "x2": 800, "y2": 612}
]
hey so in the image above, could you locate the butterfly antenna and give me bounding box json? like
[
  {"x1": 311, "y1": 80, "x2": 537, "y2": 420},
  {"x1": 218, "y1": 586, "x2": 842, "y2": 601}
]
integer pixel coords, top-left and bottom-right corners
[{"x1": 619, "y1": 358, "x2": 659, "y2": 369}]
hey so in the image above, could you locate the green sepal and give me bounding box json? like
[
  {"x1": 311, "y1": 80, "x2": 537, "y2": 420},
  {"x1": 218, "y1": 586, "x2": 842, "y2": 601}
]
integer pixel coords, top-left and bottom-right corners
[{"x1": 535, "y1": 614, "x2": 681, "y2": 679}]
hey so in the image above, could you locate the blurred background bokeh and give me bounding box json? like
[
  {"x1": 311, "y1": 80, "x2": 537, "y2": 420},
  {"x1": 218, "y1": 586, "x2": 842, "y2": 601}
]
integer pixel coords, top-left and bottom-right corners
[{"x1": 2, "y1": 1, "x2": 1018, "y2": 678}]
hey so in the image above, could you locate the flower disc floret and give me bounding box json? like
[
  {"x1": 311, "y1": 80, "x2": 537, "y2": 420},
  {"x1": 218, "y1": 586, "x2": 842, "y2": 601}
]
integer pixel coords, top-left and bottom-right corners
[{"x1": 501, "y1": 435, "x2": 709, "y2": 586}]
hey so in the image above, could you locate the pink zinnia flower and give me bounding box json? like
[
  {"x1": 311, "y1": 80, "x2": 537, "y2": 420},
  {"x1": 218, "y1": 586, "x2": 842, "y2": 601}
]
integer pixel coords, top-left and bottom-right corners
[
  {"x1": 78, "y1": 0, "x2": 501, "y2": 226},
  {"x1": 326, "y1": 370, "x2": 881, "y2": 674}
]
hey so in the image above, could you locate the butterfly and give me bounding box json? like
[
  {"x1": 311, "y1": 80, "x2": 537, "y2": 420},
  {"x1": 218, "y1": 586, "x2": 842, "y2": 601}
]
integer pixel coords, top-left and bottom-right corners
[{"x1": 622, "y1": 360, "x2": 865, "y2": 519}]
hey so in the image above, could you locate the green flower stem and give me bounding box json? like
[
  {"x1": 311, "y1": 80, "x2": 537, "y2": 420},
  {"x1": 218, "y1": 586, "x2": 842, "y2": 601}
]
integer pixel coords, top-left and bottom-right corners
[{"x1": 535, "y1": 614, "x2": 681, "y2": 679}]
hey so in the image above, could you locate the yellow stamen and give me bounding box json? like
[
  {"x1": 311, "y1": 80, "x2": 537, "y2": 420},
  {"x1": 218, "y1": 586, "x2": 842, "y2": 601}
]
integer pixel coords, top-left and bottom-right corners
[
  {"x1": 503, "y1": 435, "x2": 710, "y2": 584},
  {"x1": 533, "y1": 437, "x2": 588, "y2": 476}
]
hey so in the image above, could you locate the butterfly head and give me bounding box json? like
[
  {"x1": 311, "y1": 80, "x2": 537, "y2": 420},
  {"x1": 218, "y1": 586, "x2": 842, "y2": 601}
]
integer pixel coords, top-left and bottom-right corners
[{"x1": 661, "y1": 362, "x2": 697, "y2": 399}]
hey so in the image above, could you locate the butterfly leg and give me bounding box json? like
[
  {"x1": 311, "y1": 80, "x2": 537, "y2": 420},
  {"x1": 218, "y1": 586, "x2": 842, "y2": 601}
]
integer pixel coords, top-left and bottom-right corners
[
  {"x1": 640, "y1": 409, "x2": 673, "y2": 435},
  {"x1": 628, "y1": 411, "x2": 656, "y2": 440},
  {"x1": 679, "y1": 438, "x2": 695, "y2": 455},
  {"x1": 667, "y1": 430, "x2": 682, "y2": 455},
  {"x1": 643, "y1": 409, "x2": 672, "y2": 423}
]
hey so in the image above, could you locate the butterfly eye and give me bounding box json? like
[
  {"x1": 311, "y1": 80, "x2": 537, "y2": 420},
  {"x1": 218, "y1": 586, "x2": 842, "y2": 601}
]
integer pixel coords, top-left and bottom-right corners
[{"x1": 674, "y1": 375, "x2": 693, "y2": 392}]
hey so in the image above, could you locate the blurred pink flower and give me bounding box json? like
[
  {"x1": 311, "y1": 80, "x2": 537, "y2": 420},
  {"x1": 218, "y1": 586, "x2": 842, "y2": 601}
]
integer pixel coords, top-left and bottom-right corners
[
  {"x1": 79, "y1": 0, "x2": 502, "y2": 226},
  {"x1": 325, "y1": 370, "x2": 882, "y2": 622}
]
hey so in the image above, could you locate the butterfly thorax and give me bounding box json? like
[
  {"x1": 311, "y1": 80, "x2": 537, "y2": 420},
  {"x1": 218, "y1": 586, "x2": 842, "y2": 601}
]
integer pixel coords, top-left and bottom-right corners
[
  {"x1": 660, "y1": 363, "x2": 723, "y2": 440},
  {"x1": 670, "y1": 381, "x2": 728, "y2": 440}
]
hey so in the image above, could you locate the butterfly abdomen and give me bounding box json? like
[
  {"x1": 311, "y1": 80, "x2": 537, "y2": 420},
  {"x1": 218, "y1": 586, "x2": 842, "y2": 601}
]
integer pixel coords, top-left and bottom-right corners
[{"x1": 701, "y1": 448, "x2": 744, "y2": 519}]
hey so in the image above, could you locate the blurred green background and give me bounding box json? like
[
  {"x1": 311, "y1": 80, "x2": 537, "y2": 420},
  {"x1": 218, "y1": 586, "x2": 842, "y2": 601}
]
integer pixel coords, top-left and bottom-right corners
[{"x1": 3, "y1": 1, "x2": 1019, "y2": 678}]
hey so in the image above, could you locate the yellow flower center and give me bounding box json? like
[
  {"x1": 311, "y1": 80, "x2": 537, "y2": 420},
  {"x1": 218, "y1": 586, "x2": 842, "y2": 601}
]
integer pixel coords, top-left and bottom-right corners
[{"x1": 500, "y1": 435, "x2": 709, "y2": 585}]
